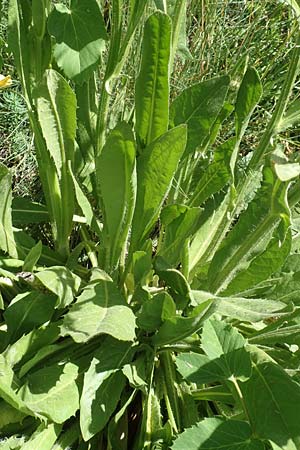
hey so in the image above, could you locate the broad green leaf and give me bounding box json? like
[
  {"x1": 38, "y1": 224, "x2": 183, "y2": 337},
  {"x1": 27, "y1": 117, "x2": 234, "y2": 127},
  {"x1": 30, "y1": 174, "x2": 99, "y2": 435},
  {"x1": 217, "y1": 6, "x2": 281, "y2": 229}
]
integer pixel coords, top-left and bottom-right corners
[
  {"x1": 171, "y1": 418, "x2": 264, "y2": 450},
  {"x1": 97, "y1": 122, "x2": 136, "y2": 271},
  {"x1": 22, "y1": 423, "x2": 62, "y2": 450},
  {"x1": 61, "y1": 279, "x2": 136, "y2": 342},
  {"x1": 152, "y1": 300, "x2": 212, "y2": 346},
  {"x1": 4, "y1": 291, "x2": 56, "y2": 343},
  {"x1": 208, "y1": 167, "x2": 291, "y2": 295},
  {"x1": 158, "y1": 205, "x2": 202, "y2": 267},
  {"x1": 137, "y1": 292, "x2": 176, "y2": 332},
  {"x1": 135, "y1": 11, "x2": 171, "y2": 148},
  {"x1": 12, "y1": 198, "x2": 49, "y2": 225},
  {"x1": 34, "y1": 69, "x2": 77, "y2": 256},
  {"x1": 80, "y1": 338, "x2": 132, "y2": 440},
  {"x1": 170, "y1": 76, "x2": 230, "y2": 156},
  {"x1": 35, "y1": 266, "x2": 81, "y2": 308},
  {"x1": 48, "y1": 0, "x2": 108, "y2": 83},
  {"x1": 176, "y1": 352, "x2": 227, "y2": 385},
  {"x1": 130, "y1": 125, "x2": 187, "y2": 250},
  {"x1": 22, "y1": 240, "x2": 42, "y2": 272},
  {"x1": 241, "y1": 360, "x2": 300, "y2": 449},
  {"x1": 176, "y1": 320, "x2": 251, "y2": 384},
  {"x1": 192, "y1": 290, "x2": 288, "y2": 322},
  {"x1": 202, "y1": 320, "x2": 248, "y2": 362},
  {"x1": 19, "y1": 362, "x2": 79, "y2": 423},
  {"x1": 0, "y1": 164, "x2": 17, "y2": 258},
  {"x1": 189, "y1": 139, "x2": 234, "y2": 207}
]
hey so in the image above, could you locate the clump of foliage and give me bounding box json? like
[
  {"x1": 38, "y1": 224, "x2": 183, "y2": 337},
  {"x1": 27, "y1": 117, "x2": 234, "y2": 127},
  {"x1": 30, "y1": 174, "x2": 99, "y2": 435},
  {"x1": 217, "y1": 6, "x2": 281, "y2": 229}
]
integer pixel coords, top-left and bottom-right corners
[{"x1": 0, "y1": 1, "x2": 300, "y2": 449}]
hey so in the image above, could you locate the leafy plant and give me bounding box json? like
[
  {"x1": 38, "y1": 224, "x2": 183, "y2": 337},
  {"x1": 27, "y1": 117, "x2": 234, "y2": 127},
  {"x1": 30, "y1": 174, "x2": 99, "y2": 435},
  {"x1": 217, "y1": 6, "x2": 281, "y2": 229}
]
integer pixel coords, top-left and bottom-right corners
[{"x1": 0, "y1": 1, "x2": 300, "y2": 449}]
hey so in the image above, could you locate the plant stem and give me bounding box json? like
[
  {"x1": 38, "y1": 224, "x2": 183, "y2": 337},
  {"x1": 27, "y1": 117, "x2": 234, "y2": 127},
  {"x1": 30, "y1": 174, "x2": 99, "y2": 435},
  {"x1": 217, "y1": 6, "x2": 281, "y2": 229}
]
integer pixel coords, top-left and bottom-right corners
[{"x1": 160, "y1": 352, "x2": 181, "y2": 432}]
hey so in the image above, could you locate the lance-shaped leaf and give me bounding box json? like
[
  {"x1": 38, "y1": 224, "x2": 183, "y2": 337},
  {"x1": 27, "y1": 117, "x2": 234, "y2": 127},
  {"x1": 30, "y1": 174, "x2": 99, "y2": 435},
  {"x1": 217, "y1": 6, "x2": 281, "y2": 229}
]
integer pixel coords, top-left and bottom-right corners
[
  {"x1": 97, "y1": 122, "x2": 136, "y2": 271},
  {"x1": 48, "y1": 0, "x2": 108, "y2": 83},
  {"x1": 61, "y1": 278, "x2": 136, "y2": 343},
  {"x1": 230, "y1": 67, "x2": 262, "y2": 175},
  {"x1": 192, "y1": 290, "x2": 288, "y2": 323},
  {"x1": 130, "y1": 125, "x2": 187, "y2": 250},
  {"x1": 34, "y1": 70, "x2": 76, "y2": 174},
  {"x1": 235, "y1": 67, "x2": 262, "y2": 140},
  {"x1": 34, "y1": 69, "x2": 77, "y2": 256},
  {"x1": 171, "y1": 418, "x2": 264, "y2": 450},
  {"x1": 4, "y1": 291, "x2": 56, "y2": 343},
  {"x1": 208, "y1": 167, "x2": 291, "y2": 295},
  {"x1": 241, "y1": 359, "x2": 300, "y2": 449},
  {"x1": 170, "y1": 76, "x2": 230, "y2": 156},
  {"x1": 176, "y1": 320, "x2": 251, "y2": 384},
  {"x1": 80, "y1": 338, "x2": 133, "y2": 441},
  {"x1": 22, "y1": 240, "x2": 42, "y2": 272},
  {"x1": 4, "y1": 323, "x2": 61, "y2": 368},
  {"x1": 158, "y1": 204, "x2": 202, "y2": 267},
  {"x1": 135, "y1": 11, "x2": 171, "y2": 148},
  {"x1": 0, "y1": 164, "x2": 17, "y2": 258},
  {"x1": 19, "y1": 362, "x2": 79, "y2": 423}
]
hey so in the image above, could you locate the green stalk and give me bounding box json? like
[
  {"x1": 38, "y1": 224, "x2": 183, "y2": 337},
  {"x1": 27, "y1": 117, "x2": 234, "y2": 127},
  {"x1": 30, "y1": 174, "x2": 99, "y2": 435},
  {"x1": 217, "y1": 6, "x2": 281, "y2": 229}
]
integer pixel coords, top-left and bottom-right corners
[
  {"x1": 80, "y1": 225, "x2": 99, "y2": 268},
  {"x1": 160, "y1": 352, "x2": 181, "y2": 433},
  {"x1": 96, "y1": 0, "x2": 122, "y2": 156}
]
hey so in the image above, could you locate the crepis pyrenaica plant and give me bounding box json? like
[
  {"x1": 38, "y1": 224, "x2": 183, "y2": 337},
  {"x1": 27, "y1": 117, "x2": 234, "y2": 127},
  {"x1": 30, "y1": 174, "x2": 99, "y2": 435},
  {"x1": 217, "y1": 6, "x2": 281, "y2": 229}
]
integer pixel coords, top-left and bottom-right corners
[{"x1": 0, "y1": 1, "x2": 300, "y2": 449}]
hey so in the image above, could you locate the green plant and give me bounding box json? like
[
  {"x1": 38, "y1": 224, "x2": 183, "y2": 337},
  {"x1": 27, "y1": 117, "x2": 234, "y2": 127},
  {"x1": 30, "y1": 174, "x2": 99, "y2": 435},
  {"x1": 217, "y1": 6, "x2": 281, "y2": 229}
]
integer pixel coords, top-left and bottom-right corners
[{"x1": 0, "y1": 1, "x2": 300, "y2": 449}]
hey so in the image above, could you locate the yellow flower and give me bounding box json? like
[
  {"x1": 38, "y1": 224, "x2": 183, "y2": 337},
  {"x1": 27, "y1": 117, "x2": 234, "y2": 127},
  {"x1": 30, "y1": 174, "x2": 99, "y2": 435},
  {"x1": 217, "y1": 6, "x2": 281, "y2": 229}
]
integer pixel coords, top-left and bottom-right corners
[{"x1": 0, "y1": 75, "x2": 12, "y2": 89}]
